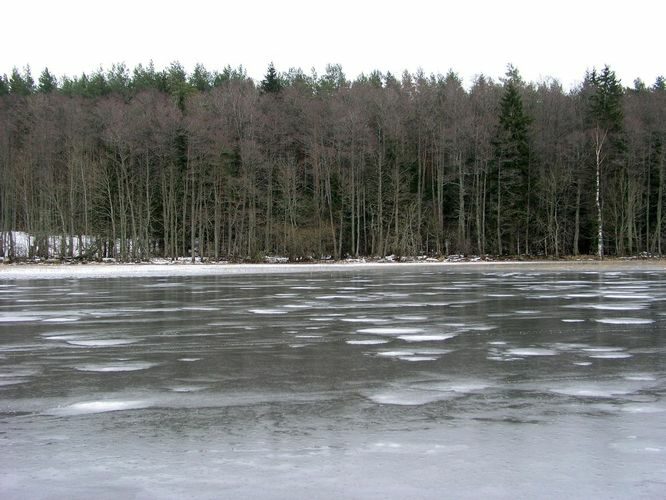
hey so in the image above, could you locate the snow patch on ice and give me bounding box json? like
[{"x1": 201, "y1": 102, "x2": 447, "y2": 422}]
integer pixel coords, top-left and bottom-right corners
[
  {"x1": 66, "y1": 339, "x2": 139, "y2": 347},
  {"x1": 507, "y1": 348, "x2": 557, "y2": 357},
  {"x1": 357, "y1": 327, "x2": 424, "y2": 335},
  {"x1": 169, "y1": 386, "x2": 208, "y2": 393},
  {"x1": 42, "y1": 317, "x2": 80, "y2": 323},
  {"x1": 594, "y1": 318, "x2": 655, "y2": 325},
  {"x1": 588, "y1": 352, "x2": 633, "y2": 359},
  {"x1": 346, "y1": 339, "x2": 389, "y2": 345},
  {"x1": 74, "y1": 361, "x2": 158, "y2": 372},
  {"x1": 550, "y1": 386, "x2": 633, "y2": 398},
  {"x1": 397, "y1": 334, "x2": 456, "y2": 342},
  {"x1": 0, "y1": 315, "x2": 41, "y2": 323},
  {"x1": 248, "y1": 308, "x2": 288, "y2": 315},
  {"x1": 51, "y1": 400, "x2": 150, "y2": 415}
]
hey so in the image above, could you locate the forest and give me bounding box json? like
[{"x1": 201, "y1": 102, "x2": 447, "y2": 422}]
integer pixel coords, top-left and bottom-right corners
[{"x1": 0, "y1": 62, "x2": 665, "y2": 262}]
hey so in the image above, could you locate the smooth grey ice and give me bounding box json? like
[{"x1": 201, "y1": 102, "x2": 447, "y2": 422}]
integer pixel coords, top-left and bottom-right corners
[{"x1": 1, "y1": 267, "x2": 665, "y2": 498}]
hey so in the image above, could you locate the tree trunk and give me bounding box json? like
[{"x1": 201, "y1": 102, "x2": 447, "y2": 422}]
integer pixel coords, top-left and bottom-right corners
[{"x1": 595, "y1": 127, "x2": 607, "y2": 259}]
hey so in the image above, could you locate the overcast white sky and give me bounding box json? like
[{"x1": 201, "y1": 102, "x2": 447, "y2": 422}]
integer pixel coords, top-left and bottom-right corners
[{"x1": 2, "y1": 0, "x2": 663, "y2": 88}]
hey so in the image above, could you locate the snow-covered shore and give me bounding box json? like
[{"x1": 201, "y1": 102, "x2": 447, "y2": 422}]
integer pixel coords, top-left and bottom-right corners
[{"x1": 1, "y1": 259, "x2": 665, "y2": 280}]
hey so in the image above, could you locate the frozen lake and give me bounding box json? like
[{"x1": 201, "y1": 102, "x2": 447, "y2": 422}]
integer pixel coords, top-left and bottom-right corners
[{"x1": 1, "y1": 267, "x2": 665, "y2": 498}]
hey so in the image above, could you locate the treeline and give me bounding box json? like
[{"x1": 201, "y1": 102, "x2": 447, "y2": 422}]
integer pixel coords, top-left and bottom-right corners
[{"x1": 1, "y1": 62, "x2": 665, "y2": 261}]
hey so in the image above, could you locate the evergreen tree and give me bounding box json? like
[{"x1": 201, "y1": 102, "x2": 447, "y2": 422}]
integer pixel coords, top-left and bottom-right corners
[
  {"x1": 212, "y1": 65, "x2": 248, "y2": 87},
  {"x1": 492, "y1": 65, "x2": 531, "y2": 254},
  {"x1": 588, "y1": 66, "x2": 623, "y2": 133},
  {"x1": 106, "y1": 63, "x2": 131, "y2": 94},
  {"x1": 166, "y1": 61, "x2": 190, "y2": 109},
  {"x1": 316, "y1": 64, "x2": 346, "y2": 94},
  {"x1": 132, "y1": 61, "x2": 167, "y2": 93},
  {"x1": 38, "y1": 67, "x2": 57, "y2": 93},
  {"x1": 9, "y1": 66, "x2": 35, "y2": 95},
  {"x1": 0, "y1": 74, "x2": 8, "y2": 96},
  {"x1": 260, "y1": 62, "x2": 282, "y2": 94},
  {"x1": 189, "y1": 63, "x2": 212, "y2": 92},
  {"x1": 654, "y1": 76, "x2": 666, "y2": 92},
  {"x1": 586, "y1": 65, "x2": 623, "y2": 257},
  {"x1": 87, "y1": 69, "x2": 109, "y2": 97}
]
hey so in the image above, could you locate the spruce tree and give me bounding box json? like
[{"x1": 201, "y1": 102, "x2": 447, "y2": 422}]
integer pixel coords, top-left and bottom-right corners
[
  {"x1": 492, "y1": 65, "x2": 531, "y2": 254},
  {"x1": 586, "y1": 65, "x2": 623, "y2": 257},
  {"x1": 190, "y1": 63, "x2": 211, "y2": 92},
  {"x1": 260, "y1": 62, "x2": 282, "y2": 94},
  {"x1": 0, "y1": 74, "x2": 8, "y2": 96},
  {"x1": 38, "y1": 67, "x2": 57, "y2": 93},
  {"x1": 9, "y1": 66, "x2": 35, "y2": 96}
]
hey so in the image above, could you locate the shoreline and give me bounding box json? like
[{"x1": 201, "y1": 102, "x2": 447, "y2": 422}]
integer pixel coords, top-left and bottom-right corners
[{"x1": 1, "y1": 258, "x2": 665, "y2": 280}]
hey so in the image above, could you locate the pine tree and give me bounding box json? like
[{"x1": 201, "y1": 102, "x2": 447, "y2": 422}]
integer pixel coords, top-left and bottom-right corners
[
  {"x1": 492, "y1": 65, "x2": 531, "y2": 254},
  {"x1": 260, "y1": 62, "x2": 282, "y2": 94}
]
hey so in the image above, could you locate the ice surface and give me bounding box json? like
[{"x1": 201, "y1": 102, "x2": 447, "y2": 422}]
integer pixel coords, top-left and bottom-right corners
[{"x1": 2, "y1": 266, "x2": 665, "y2": 499}]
